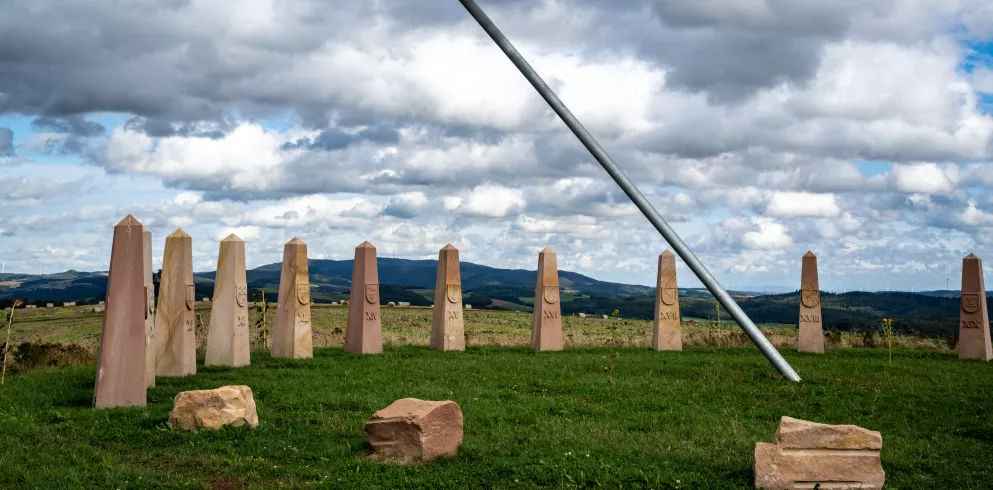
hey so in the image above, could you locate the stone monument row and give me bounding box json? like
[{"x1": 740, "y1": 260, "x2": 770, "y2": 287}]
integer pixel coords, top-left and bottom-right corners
[
  {"x1": 431, "y1": 244, "x2": 465, "y2": 351},
  {"x1": 959, "y1": 253, "x2": 992, "y2": 361},
  {"x1": 797, "y1": 251, "x2": 823, "y2": 354},
  {"x1": 345, "y1": 241, "x2": 383, "y2": 354},
  {"x1": 272, "y1": 238, "x2": 313, "y2": 359},
  {"x1": 653, "y1": 250, "x2": 682, "y2": 351},
  {"x1": 93, "y1": 215, "x2": 147, "y2": 408},
  {"x1": 531, "y1": 247, "x2": 563, "y2": 351},
  {"x1": 154, "y1": 229, "x2": 196, "y2": 377},
  {"x1": 206, "y1": 234, "x2": 251, "y2": 367},
  {"x1": 143, "y1": 229, "x2": 156, "y2": 388}
]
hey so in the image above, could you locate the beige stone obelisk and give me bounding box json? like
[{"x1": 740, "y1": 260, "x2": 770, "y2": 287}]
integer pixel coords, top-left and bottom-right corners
[
  {"x1": 154, "y1": 229, "x2": 196, "y2": 377},
  {"x1": 959, "y1": 253, "x2": 992, "y2": 361},
  {"x1": 272, "y1": 238, "x2": 312, "y2": 359},
  {"x1": 531, "y1": 247, "x2": 563, "y2": 351},
  {"x1": 345, "y1": 241, "x2": 383, "y2": 354},
  {"x1": 206, "y1": 234, "x2": 251, "y2": 367},
  {"x1": 93, "y1": 215, "x2": 147, "y2": 408},
  {"x1": 143, "y1": 229, "x2": 156, "y2": 388},
  {"x1": 798, "y1": 251, "x2": 824, "y2": 354},
  {"x1": 431, "y1": 244, "x2": 465, "y2": 351},
  {"x1": 653, "y1": 250, "x2": 682, "y2": 351}
]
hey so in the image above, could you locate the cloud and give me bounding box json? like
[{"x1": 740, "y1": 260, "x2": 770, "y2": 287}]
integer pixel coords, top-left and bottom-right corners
[
  {"x1": 1, "y1": 0, "x2": 993, "y2": 294},
  {"x1": 0, "y1": 128, "x2": 14, "y2": 157},
  {"x1": 443, "y1": 184, "x2": 526, "y2": 218},
  {"x1": 765, "y1": 192, "x2": 841, "y2": 218},
  {"x1": 890, "y1": 163, "x2": 959, "y2": 194},
  {"x1": 742, "y1": 217, "x2": 793, "y2": 250},
  {"x1": 381, "y1": 192, "x2": 430, "y2": 219}
]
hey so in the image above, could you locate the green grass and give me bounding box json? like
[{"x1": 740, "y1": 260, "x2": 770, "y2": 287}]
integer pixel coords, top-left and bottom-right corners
[{"x1": 1, "y1": 346, "x2": 991, "y2": 489}]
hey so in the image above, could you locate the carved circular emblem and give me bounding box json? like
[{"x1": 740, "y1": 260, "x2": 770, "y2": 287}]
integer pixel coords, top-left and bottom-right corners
[
  {"x1": 365, "y1": 284, "x2": 380, "y2": 304},
  {"x1": 185, "y1": 284, "x2": 195, "y2": 310},
  {"x1": 543, "y1": 286, "x2": 559, "y2": 304},
  {"x1": 296, "y1": 284, "x2": 311, "y2": 305},
  {"x1": 962, "y1": 293, "x2": 981, "y2": 314},
  {"x1": 801, "y1": 289, "x2": 819, "y2": 308},
  {"x1": 446, "y1": 285, "x2": 461, "y2": 304},
  {"x1": 661, "y1": 288, "x2": 677, "y2": 306},
  {"x1": 236, "y1": 284, "x2": 248, "y2": 307}
]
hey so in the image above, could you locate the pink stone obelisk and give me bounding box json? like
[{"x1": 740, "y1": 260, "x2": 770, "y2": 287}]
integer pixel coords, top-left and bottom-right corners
[
  {"x1": 653, "y1": 250, "x2": 682, "y2": 351},
  {"x1": 206, "y1": 234, "x2": 250, "y2": 367},
  {"x1": 345, "y1": 241, "x2": 383, "y2": 354},
  {"x1": 431, "y1": 244, "x2": 465, "y2": 351},
  {"x1": 154, "y1": 229, "x2": 196, "y2": 377},
  {"x1": 959, "y1": 253, "x2": 992, "y2": 361},
  {"x1": 93, "y1": 215, "x2": 147, "y2": 408},
  {"x1": 143, "y1": 229, "x2": 156, "y2": 388},
  {"x1": 531, "y1": 247, "x2": 563, "y2": 351},
  {"x1": 272, "y1": 238, "x2": 312, "y2": 359},
  {"x1": 797, "y1": 251, "x2": 824, "y2": 354}
]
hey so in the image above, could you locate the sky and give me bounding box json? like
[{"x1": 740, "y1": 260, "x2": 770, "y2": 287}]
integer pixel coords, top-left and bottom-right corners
[{"x1": 2, "y1": 0, "x2": 993, "y2": 292}]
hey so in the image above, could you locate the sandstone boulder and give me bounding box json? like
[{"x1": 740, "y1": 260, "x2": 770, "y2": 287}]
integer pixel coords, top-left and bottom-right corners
[
  {"x1": 364, "y1": 398, "x2": 463, "y2": 461},
  {"x1": 755, "y1": 416, "x2": 884, "y2": 489},
  {"x1": 168, "y1": 385, "x2": 259, "y2": 432}
]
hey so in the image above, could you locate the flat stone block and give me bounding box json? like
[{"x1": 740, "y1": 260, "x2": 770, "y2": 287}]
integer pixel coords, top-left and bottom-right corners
[
  {"x1": 754, "y1": 416, "x2": 884, "y2": 490},
  {"x1": 364, "y1": 398, "x2": 463, "y2": 461}
]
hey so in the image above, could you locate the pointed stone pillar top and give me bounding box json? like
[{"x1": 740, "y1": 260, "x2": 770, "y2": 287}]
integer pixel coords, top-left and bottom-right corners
[{"x1": 117, "y1": 214, "x2": 141, "y2": 227}]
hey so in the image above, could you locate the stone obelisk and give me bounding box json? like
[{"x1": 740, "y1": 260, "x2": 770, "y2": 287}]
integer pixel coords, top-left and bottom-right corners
[
  {"x1": 531, "y1": 247, "x2": 563, "y2": 351},
  {"x1": 345, "y1": 241, "x2": 383, "y2": 354},
  {"x1": 798, "y1": 251, "x2": 824, "y2": 354},
  {"x1": 93, "y1": 215, "x2": 147, "y2": 408},
  {"x1": 206, "y1": 234, "x2": 250, "y2": 367},
  {"x1": 154, "y1": 229, "x2": 196, "y2": 377},
  {"x1": 431, "y1": 244, "x2": 465, "y2": 351},
  {"x1": 959, "y1": 253, "x2": 992, "y2": 361},
  {"x1": 653, "y1": 250, "x2": 682, "y2": 351},
  {"x1": 272, "y1": 238, "x2": 312, "y2": 359},
  {"x1": 143, "y1": 229, "x2": 156, "y2": 388}
]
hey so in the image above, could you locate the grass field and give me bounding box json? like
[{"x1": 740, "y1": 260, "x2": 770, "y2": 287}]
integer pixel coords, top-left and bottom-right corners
[
  {"x1": 0, "y1": 306, "x2": 984, "y2": 488},
  {"x1": 1, "y1": 304, "x2": 948, "y2": 375},
  {"x1": 0, "y1": 345, "x2": 991, "y2": 489}
]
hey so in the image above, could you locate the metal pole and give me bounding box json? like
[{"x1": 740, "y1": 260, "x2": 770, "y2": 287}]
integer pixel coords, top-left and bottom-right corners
[{"x1": 459, "y1": 0, "x2": 801, "y2": 381}]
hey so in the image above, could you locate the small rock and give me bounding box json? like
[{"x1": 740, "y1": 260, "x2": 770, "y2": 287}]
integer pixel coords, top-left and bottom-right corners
[
  {"x1": 168, "y1": 385, "x2": 259, "y2": 432},
  {"x1": 754, "y1": 416, "x2": 884, "y2": 490},
  {"x1": 364, "y1": 398, "x2": 463, "y2": 461}
]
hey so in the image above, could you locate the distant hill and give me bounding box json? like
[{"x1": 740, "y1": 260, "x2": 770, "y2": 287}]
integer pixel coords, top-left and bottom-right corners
[
  {"x1": 0, "y1": 264, "x2": 982, "y2": 339},
  {"x1": 0, "y1": 258, "x2": 655, "y2": 306}
]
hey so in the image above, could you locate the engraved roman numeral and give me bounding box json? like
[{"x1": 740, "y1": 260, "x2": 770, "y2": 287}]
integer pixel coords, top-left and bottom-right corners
[
  {"x1": 365, "y1": 311, "x2": 378, "y2": 321},
  {"x1": 962, "y1": 319, "x2": 982, "y2": 329},
  {"x1": 543, "y1": 310, "x2": 559, "y2": 319},
  {"x1": 447, "y1": 310, "x2": 460, "y2": 320}
]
